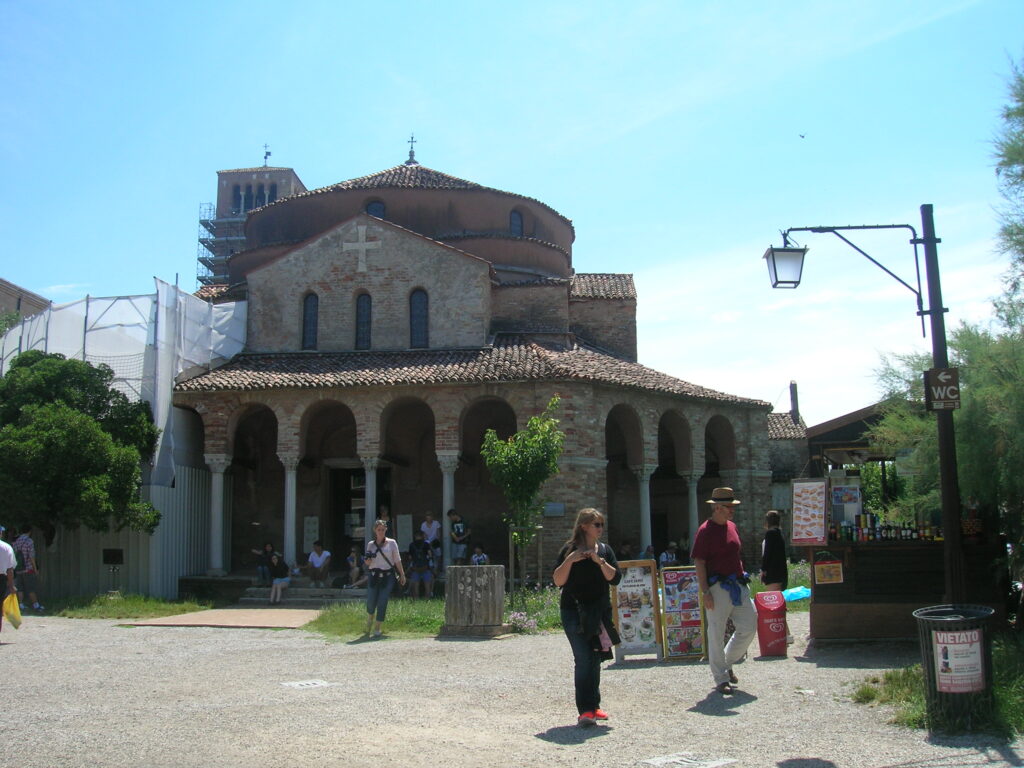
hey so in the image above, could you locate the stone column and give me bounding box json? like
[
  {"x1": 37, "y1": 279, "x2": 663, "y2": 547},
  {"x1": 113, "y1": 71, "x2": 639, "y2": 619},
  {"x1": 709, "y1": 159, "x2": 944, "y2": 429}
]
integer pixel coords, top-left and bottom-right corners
[
  {"x1": 437, "y1": 452, "x2": 459, "y2": 570},
  {"x1": 280, "y1": 453, "x2": 299, "y2": 568},
  {"x1": 362, "y1": 457, "x2": 379, "y2": 545},
  {"x1": 204, "y1": 454, "x2": 231, "y2": 576},
  {"x1": 687, "y1": 471, "x2": 702, "y2": 546},
  {"x1": 633, "y1": 464, "x2": 654, "y2": 551}
]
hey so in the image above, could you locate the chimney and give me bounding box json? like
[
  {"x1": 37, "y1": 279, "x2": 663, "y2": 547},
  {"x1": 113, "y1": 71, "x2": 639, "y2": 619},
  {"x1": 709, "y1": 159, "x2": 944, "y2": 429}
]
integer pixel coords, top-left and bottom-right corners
[{"x1": 789, "y1": 380, "x2": 800, "y2": 424}]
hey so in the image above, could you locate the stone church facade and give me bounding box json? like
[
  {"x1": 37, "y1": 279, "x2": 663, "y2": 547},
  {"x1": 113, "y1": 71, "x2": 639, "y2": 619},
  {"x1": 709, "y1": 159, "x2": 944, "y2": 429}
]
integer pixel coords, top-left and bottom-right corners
[{"x1": 176, "y1": 155, "x2": 772, "y2": 576}]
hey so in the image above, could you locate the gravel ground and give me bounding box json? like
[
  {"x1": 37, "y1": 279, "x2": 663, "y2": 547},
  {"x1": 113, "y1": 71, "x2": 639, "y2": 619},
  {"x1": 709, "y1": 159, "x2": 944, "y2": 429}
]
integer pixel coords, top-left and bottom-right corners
[{"x1": 1, "y1": 612, "x2": 1020, "y2": 768}]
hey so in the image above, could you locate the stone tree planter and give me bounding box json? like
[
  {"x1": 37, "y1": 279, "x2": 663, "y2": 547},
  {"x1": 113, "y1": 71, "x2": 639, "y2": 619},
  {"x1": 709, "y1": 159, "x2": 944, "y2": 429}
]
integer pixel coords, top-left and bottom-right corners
[{"x1": 440, "y1": 565, "x2": 511, "y2": 637}]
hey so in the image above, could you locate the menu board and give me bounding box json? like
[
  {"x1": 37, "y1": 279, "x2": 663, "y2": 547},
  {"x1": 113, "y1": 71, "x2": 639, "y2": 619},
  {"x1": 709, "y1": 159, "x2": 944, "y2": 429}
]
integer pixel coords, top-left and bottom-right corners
[
  {"x1": 612, "y1": 560, "x2": 662, "y2": 661},
  {"x1": 661, "y1": 566, "x2": 705, "y2": 660},
  {"x1": 791, "y1": 479, "x2": 828, "y2": 546}
]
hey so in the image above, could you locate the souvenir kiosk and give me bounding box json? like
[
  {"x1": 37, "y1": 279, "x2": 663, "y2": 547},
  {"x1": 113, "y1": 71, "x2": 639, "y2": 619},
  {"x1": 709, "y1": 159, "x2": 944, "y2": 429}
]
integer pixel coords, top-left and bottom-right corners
[{"x1": 802, "y1": 410, "x2": 1004, "y2": 640}]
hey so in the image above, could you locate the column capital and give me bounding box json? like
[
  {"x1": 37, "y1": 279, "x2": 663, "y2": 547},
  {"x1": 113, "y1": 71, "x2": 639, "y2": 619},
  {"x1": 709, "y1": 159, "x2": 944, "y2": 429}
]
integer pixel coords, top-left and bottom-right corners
[
  {"x1": 631, "y1": 464, "x2": 655, "y2": 482},
  {"x1": 437, "y1": 452, "x2": 460, "y2": 474},
  {"x1": 278, "y1": 452, "x2": 300, "y2": 471},
  {"x1": 686, "y1": 470, "x2": 703, "y2": 483},
  {"x1": 204, "y1": 453, "x2": 232, "y2": 474},
  {"x1": 362, "y1": 456, "x2": 380, "y2": 472}
]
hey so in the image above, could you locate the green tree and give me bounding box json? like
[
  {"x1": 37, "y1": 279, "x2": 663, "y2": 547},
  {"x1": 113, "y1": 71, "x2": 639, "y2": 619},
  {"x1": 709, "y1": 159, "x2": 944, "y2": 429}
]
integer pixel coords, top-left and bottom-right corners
[
  {"x1": 996, "y1": 58, "x2": 1024, "y2": 324},
  {"x1": 0, "y1": 310, "x2": 19, "y2": 334},
  {"x1": 480, "y1": 395, "x2": 565, "y2": 592},
  {"x1": 0, "y1": 351, "x2": 161, "y2": 535}
]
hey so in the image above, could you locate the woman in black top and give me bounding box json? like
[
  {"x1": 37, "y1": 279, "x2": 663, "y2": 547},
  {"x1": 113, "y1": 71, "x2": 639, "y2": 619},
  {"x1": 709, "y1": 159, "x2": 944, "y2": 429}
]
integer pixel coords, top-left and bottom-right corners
[
  {"x1": 760, "y1": 509, "x2": 788, "y2": 591},
  {"x1": 552, "y1": 508, "x2": 622, "y2": 727}
]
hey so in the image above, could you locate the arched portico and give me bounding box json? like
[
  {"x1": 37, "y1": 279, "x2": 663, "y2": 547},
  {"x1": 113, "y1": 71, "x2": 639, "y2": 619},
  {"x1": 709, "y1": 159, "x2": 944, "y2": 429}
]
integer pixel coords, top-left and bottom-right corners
[
  {"x1": 605, "y1": 403, "x2": 645, "y2": 551},
  {"x1": 455, "y1": 396, "x2": 517, "y2": 565},
  {"x1": 651, "y1": 410, "x2": 695, "y2": 557}
]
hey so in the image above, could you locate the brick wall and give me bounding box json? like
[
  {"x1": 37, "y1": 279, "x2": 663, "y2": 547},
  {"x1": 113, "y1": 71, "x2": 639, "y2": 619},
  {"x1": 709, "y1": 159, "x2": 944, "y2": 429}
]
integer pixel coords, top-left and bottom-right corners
[
  {"x1": 491, "y1": 283, "x2": 568, "y2": 333},
  {"x1": 569, "y1": 297, "x2": 637, "y2": 361},
  {"x1": 246, "y1": 217, "x2": 491, "y2": 352}
]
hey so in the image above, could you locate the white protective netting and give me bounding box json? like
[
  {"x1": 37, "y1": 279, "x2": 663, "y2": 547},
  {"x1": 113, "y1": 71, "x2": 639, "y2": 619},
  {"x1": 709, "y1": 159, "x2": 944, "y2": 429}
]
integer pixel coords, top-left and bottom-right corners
[{"x1": 0, "y1": 278, "x2": 247, "y2": 485}]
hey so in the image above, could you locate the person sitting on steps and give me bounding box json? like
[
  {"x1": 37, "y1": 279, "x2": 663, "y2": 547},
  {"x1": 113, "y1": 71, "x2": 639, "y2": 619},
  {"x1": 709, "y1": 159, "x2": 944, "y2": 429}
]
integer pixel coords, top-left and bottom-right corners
[{"x1": 268, "y1": 553, "x2": 290, "y2": 604}]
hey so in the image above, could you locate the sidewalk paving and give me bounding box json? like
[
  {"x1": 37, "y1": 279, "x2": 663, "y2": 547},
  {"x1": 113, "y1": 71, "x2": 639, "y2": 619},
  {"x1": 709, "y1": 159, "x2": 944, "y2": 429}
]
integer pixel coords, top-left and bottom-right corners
[{"x1": 126, "y1": 607, "x2": 321, "y2": 629}]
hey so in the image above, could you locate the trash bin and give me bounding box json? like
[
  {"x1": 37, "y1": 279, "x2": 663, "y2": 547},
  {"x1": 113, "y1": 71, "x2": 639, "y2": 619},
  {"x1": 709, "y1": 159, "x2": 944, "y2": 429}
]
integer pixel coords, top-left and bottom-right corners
[
  {"x1": 754, "y1": 590, "x2": 787, "y2": 657},
  {"x1": 912, "y1": 604, "x2": 995, "y2": 732}
]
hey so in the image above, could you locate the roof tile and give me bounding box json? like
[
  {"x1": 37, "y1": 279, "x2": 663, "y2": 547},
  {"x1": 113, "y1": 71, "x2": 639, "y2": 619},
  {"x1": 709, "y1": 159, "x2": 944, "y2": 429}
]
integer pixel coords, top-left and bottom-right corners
[{"x1": 175, "y1": 336, "x2": 768, "y2": 408}]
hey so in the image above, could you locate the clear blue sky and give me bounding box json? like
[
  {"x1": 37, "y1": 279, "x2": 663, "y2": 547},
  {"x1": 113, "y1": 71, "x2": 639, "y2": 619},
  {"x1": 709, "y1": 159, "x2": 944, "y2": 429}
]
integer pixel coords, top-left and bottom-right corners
[{"x1": 1, "y1": 0, "x2": 1021, "y2": 426}]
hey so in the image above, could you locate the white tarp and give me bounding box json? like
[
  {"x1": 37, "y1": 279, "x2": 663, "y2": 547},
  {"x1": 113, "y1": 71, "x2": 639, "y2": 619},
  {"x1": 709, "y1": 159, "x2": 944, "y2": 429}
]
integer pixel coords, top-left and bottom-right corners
[{"x1": 0, "y1": 278, "x2": 247, "y2": 485}]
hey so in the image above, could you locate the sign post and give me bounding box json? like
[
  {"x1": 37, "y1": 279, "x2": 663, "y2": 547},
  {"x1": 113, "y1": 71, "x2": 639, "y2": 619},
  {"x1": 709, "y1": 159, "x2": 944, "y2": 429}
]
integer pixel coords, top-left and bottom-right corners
[{"x1": 924, "y1": 368, "x2": 960, "y2": 411}]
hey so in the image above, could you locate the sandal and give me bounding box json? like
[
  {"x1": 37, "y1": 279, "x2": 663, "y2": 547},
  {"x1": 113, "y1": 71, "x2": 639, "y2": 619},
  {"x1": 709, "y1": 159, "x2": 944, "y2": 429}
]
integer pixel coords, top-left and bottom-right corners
[
  {"x1": 728, "y1": 669, "x2": 738, "y2": 685},
  {"x1": 716, "y1": 681, "x2": 735, "y2": 695}
]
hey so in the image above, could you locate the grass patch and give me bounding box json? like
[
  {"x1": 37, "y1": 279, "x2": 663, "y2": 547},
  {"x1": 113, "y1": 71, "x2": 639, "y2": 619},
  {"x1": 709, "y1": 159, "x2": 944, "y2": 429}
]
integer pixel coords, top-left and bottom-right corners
[
  {"x1": 52, "y1": 592, "x2": 212, "y2": 619},
  {"x1": 853, "y1": 632, "x2": 1024, "y2": 736},
  {"x1": 306, "y1": 598, "x2": 445, "y2": 639},
  {"x1": 750, "y1": 560, "x2": 812, "y2": 613}
]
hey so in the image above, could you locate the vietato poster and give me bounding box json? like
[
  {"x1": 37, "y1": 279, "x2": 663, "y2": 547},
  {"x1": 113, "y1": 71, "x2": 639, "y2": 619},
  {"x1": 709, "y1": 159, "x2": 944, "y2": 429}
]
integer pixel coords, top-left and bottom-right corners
[{"x1": 791, "y1": 480, "x2": 828, "y2": 545}]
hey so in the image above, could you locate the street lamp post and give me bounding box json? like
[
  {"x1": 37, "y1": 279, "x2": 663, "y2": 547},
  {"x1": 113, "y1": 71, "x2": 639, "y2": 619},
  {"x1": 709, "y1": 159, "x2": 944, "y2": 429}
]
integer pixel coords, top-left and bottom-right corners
[{"x1": 764, "y1": 204, "x2": 965, "y2": 603}]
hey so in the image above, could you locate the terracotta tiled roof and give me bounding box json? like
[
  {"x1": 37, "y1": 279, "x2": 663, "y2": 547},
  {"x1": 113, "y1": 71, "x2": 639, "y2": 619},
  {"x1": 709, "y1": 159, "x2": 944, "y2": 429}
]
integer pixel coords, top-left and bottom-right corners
[
  {"x1": 217, "y1": 167, "x2": 294, "y2": 174},
  {"x1": 195, "y1": 284, "x2": 230, "y2": 301},
  {"x1": 495, "y1": 277, "x2": 570, "y2": 289},
  {"x1": 259, "y1": 163, "x2": 572, "y2": 226},
  {"x1": 174, "y1": 336, "x2": 768, "y2": 408},
  {"x1": 571, "y1": 274, "x2": 636, "y2": 300},
  {"x1": 767, "y1": 411, "x2": 807, "y2": 440},
  {"x1": 194, "y1": 283, "x2": 247, "y2": 303}
]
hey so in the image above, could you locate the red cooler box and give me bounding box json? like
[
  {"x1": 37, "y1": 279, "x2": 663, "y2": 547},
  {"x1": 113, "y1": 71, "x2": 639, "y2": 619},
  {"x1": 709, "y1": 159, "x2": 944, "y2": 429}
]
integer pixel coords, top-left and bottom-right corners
[{"x1": 754, "y1": 590, "x2": 787, "y2": 657}]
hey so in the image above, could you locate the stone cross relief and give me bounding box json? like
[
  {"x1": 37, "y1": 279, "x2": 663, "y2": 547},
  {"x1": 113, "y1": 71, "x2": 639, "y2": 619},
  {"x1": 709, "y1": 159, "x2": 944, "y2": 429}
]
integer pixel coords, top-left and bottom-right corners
[{"x1": 342, "y1": 224, "x2": 382, "y2": 272}]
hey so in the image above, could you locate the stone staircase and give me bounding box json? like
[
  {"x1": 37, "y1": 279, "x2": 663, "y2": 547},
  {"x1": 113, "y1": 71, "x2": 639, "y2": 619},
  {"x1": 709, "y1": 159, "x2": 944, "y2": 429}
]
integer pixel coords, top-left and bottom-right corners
[{"x1": 237, "y1": 576, "x2": 368, "y2": 608}]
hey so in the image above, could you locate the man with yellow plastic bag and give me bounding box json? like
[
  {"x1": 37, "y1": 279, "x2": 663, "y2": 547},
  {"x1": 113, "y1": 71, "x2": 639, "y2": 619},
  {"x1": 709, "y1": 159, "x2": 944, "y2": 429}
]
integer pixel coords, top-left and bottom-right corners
[{"x1": 0, "y1": 525, "x2": 19, "y2": 630}]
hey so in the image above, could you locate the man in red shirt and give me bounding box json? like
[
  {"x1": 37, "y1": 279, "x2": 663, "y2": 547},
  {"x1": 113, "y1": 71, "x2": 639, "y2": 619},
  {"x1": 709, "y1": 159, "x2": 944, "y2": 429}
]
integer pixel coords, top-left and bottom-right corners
[{"x1": 692, "y1": 487, "x2": 756, "y2": 694}]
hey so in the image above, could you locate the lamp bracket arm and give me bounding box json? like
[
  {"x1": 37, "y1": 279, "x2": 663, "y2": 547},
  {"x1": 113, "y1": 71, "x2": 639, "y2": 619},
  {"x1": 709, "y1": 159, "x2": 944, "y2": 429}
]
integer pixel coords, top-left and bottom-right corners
[{"x1": 781, "y1": 223, "x2": 922, "y2": 301}]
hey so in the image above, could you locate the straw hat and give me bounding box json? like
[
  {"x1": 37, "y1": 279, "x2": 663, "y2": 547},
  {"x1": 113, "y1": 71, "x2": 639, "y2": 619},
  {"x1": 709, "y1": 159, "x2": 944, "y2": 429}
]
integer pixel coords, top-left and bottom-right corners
[{"x1": 705, "y1": 487, "x2": 741, "y2": 505}]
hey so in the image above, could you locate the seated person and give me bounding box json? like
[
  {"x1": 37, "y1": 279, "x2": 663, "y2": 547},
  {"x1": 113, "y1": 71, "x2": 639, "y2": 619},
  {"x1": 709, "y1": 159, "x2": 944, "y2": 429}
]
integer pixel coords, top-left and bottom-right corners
[
  {"x1": 659, "y1": 542, "x2": 680, "y2": 569},
  {"x1": 407, "y1": 530, "x2": 434, "y2": 598},
  {"x1": 302, "y1": 540, "x2": 332, "y2": 587},
  {"x1": 345, "y1": 545, "x2": 367, "y2": 588},
  {"x1": 269, "y1": 554, "x2": 290, "y2": 604},
  {"x1": 470, "y1": 545, "x2": 489, "y2": 565}
]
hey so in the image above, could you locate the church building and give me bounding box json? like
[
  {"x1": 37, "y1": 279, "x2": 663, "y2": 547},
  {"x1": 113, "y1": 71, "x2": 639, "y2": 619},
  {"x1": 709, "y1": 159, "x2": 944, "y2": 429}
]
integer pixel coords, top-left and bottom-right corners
[{"x1": 175, "y1": 149, "x2": 773, "y2": 576}]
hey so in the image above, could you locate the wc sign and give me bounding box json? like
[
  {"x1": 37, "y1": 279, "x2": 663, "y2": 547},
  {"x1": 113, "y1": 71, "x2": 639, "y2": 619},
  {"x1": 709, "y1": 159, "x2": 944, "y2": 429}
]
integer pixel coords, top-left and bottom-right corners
[{"x1": 924, "y1": 368, "x2": 960, "y2": 411}]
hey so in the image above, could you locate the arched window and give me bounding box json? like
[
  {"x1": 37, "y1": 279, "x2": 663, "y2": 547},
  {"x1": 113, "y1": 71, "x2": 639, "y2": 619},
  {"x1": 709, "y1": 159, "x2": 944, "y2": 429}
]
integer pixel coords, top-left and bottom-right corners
[
  {"x1": 269, "y1": 183, "x2": 278, "y2": 203},
  {"x1": 231, "y1": 185, "x2": 242, "y2": 214},
  {"x1": 301, "y1": 293, "x2": 318, "y2": 350},
  {"x1": 355, "y1": 293, "x2": 372, "y2": 350},
  {"x1": 256, "y1": 183, "x2": 265, "y2": 207},
  {"x1": 244, "y1": 184, "x2": 254, "y2": 212},
  {"x1": 509, "y1": 210, "x2": 524, "y2": 237},
  {"x1": 366, "y1": 200, "x2": 386, "y2": 218},
  {"x1": 409, "y1": 289, "x2": 428, "y2": 349}
]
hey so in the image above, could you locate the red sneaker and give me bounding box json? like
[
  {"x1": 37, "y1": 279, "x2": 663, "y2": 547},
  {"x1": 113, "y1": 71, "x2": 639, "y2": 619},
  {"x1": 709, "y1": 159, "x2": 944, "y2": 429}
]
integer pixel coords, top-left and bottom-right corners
[
  {"x1": 594, "y1": 708, "x2": 609, "y2": 720},
  {"x1": 577, "y1": 711, "x2": 596, "y2": 727}
]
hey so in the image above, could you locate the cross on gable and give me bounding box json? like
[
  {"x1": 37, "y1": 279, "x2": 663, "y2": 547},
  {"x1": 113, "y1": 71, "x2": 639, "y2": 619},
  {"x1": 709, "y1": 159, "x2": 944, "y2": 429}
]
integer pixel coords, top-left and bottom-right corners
[{"x1": 342, "y1": 225, "x2": 382, "y2": 272}]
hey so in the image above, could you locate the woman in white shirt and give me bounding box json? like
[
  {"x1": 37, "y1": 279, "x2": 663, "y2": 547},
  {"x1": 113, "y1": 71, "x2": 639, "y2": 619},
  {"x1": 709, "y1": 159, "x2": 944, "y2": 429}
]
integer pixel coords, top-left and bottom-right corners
[{"x1": 363, "y1": 520, "x2": 407, "y2": 637}]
